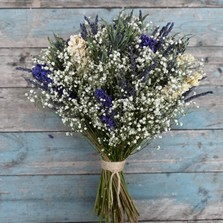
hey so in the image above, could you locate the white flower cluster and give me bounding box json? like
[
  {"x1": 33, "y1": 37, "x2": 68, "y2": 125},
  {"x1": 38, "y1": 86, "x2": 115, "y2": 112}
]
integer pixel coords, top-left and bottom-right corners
[{"x1": 25, "y1": 11, "x2": 206, "y2": 158}]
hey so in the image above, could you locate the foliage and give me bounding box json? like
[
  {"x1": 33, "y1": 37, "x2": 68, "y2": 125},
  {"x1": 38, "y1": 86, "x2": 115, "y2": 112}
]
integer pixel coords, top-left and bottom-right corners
[{"x1": 19, "y1": 10, "x2": 212, "y2": 223}]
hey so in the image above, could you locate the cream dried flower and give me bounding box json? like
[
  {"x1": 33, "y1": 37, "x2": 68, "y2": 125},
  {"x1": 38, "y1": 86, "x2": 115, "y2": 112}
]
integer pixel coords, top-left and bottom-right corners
[
  {"x1": 67, "y1": 35, "x2": 88, "y2": 74},
  {"x1": 185, "y1": 71, "x2": 203, "y2": 87},
  {"x1": 163, "y1": 71, "x2": 204, "y2": 99},
  {"x1": 177, "y1": 53, "x2": 195, "y2": 66}
]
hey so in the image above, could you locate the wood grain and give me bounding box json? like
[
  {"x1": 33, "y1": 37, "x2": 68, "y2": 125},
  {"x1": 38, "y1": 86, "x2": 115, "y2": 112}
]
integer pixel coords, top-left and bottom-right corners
[
  {"x1": 0, "y1": 0, "x2": 223, "y2": 8},
  {"x1": 2, "y1": 47, "x2": 222, "y2": 87},
  {"x1": 0, "y1": 130, "x2": 223, "y2": 175},
  {"x1": 0, "y1": 88, "x2": 67, "y2": 132},
  {"x1": 0, "y1": 86, "x2": 218, "y2": 132},
  {"x1": 0, "y1": 3, "x2": 222, "y2": 223},
  {"x1": 0, "y1": 8, "x2": 222, "y2": 47},
  {"x1": 143, "y1": 222, "x2": 223, "y2": 223},
  {"x1": 1, "y1": 173, "x2": 223, "y2": 222}
]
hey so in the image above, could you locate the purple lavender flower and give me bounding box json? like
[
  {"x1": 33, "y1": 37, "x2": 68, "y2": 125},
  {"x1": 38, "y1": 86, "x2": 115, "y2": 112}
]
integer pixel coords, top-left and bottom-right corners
[
  {"x1": 140, "y1": 34, "x2": 157, "y2": 52},
  {"x1": 80, "y1": 15, "x2": 99, "y2": 40},
  {"x1": 95, "y1": 88, "x2": 112, "y2": 108},
  {"x1": 101, "y1": 114, "x2": 115, "y2": 129},
  {"x1": 95, "y1": 88, "x2": 116, "y2": 129},
  {"x1": 32, "y1": 64, "x2": 52, "y2": 85}
]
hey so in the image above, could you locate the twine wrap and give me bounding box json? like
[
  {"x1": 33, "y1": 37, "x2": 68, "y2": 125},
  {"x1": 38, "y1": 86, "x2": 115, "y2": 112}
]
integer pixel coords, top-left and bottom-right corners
[{"x1": 101, "y1": 160, "x2": 126, "y2": 207}]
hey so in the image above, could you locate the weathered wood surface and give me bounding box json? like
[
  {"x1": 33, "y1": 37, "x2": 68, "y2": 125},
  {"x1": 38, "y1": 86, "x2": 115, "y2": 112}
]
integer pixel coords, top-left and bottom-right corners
[
  {"x1": 1, "y1": 47, "x2": 222, "y2": 87},
  {"x1": 0, "y1": 130, "x2": 223, "y2": 175},
  {"x1": 0, "y1": 86, "x2": 218, "y2": 131},
  {"x1": 0, "y1": 2, "x2": 223, "y2": 223},
  {"x1": 1, "y1": 173, "x2": 223, "y2": 222},
  {"x1": 0, "y1": 0, "x2": 223, "y2": 8},
  {"x1": 0, "y1": 8, "x2": 222, "y2": 47}
]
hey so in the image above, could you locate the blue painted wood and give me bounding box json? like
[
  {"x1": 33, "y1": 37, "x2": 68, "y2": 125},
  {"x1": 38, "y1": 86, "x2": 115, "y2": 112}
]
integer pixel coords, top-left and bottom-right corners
[
  {"x1": 1, "y1": 0, "x2": 223, "y2": 8},
  {"x1": 1, "y1": 130, "x2": 223, "y2": 175},
  {"x1": 0, "y1": 86, "x2": 219, "y2": 131},
  {"x1": 0, "y1": 3, "x2": 222, "y2": 223},
  {"x1": 0, "y1": 8, "x2": 222, "y2": 47},
  {"x1": 0, "y1": 88, "x2": 67, "y2": 132},
  {"x1": 1, "y1": 47, "x2": 222, "y2": 88},
  {"x1": 1, "y1": 173, "x2": 223, "y2": 222}
]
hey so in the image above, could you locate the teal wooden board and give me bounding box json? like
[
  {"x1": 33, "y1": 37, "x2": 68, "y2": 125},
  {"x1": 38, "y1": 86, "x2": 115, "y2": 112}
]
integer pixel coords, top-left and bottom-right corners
[
  {"x1": 1, "y1": 47, "x2": 222, "y2": 87},
  {"x1": 0, "y1": 88, "x2": 67, "y2": 132},
  {"x1": 1, "y1": 0, "x2": 223, "y2": 8},
  {"x1": 0, "y1": 8, "x2": 222, "y2": 47},
  {"x1": 1, "y1": 173, "x2": 223, "y2": 222},
  {"x1": 0, "y1": 130, "x2": 223, "y2": 175},
  {"x1": 0, "y1": 86, "x2": 220, "y2": 132},
  {"x1": 177, "y1": 86, "x2": 222, "y2": 130},
  {"x1": 0, "y1": 86, "x2": 220, "y2": 131},
  {"x1": 0, "y1": 3, "x2": 222, "y2": 223}
]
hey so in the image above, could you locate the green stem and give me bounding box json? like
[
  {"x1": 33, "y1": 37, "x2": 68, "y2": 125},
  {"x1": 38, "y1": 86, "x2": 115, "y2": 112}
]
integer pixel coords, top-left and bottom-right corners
[{"x1": 94, "y1": 169, "x2": 139, "y2": 223}]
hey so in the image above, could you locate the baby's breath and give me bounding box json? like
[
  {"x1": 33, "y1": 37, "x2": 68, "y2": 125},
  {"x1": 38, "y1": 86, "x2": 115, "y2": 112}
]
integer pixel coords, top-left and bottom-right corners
[
  {"x1": 19, "y1": 10, "x2": 213, "y2": 223},
  {"x1": 22, "y1": 10, "x2": 212, "y2": 160}
]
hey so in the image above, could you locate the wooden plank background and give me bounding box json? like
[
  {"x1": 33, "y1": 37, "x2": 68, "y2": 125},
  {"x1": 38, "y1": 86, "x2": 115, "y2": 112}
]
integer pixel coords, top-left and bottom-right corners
[{"x1": 0, "y1": 1, "x2": 222, "y2": 222}]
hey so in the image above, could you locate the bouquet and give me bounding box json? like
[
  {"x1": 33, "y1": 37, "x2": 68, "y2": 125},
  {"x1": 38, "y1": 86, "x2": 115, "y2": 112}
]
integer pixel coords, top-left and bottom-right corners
[{"x1": 17, "y1": 10, "x2": 212, "y2": 223}]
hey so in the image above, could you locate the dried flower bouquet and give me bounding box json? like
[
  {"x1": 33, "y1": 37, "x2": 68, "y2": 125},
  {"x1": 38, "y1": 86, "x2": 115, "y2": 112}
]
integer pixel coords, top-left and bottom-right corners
[{"x1": 17, "y1": 10, "x2": 212, "y2": 223}]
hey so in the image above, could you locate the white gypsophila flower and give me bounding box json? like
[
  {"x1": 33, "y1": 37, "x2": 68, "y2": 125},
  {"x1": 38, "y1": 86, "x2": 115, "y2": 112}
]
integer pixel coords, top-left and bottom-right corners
[{"x1": 22, "y1": 11, "x2": 208, "y2": 161}]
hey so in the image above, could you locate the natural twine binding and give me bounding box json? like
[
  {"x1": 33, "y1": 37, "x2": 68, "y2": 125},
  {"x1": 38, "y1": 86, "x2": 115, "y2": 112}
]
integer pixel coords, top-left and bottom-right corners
[{"x1": 101, "y1": 160, "x2": 126, "y2": 207}]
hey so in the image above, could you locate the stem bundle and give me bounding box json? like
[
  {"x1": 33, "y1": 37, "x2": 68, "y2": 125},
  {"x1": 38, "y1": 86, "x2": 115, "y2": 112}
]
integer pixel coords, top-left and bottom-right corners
[{"x1": 94, "y1": 169, "x2": 139, "y2": 223}]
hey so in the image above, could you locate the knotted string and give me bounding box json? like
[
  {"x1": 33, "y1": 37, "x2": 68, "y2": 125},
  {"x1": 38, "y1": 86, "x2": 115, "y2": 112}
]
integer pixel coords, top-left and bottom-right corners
[{"x1": 101, "y1": 160, "x2": 126, "y2": 207}]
